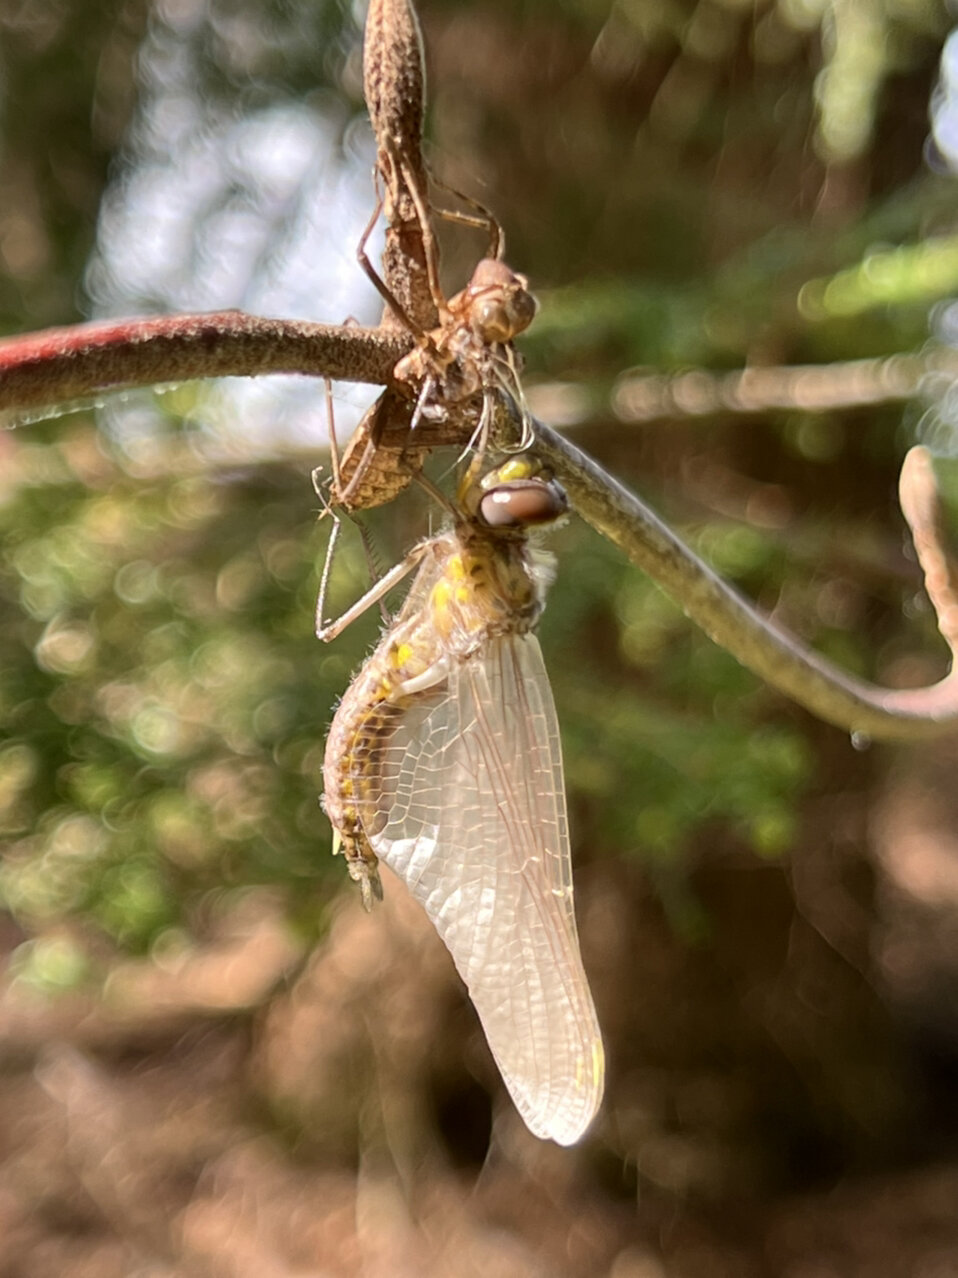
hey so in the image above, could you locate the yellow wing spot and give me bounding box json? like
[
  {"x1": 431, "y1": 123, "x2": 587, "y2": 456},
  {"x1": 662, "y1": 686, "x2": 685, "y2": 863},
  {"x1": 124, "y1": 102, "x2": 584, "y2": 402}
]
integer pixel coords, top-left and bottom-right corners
[
  {"x1": 431, "y1": 579, "x2": 452, "y2": 612},
  {"x1": 591, "y1": 1039, "x2": 605, "y2": 1086},
  {"x1": 573, "y1": 1039, "x2": 605, "y2": 1091},
  {"x1": 447, "y1": 554, "x2": 466, "y2": 580}
]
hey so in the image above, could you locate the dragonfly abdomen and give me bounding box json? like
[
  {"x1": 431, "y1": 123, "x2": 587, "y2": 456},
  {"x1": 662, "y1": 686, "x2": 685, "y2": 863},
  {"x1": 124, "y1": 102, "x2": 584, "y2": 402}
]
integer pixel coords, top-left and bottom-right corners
[{"x1": 324, "y1": 617, "x2": 445, "y2": 907}]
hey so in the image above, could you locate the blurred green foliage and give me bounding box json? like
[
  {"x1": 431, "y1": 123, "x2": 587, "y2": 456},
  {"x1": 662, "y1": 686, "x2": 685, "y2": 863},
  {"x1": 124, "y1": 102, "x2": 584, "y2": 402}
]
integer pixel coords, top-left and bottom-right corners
[{"x1": 0, "y1": 434, "x2": 359, "y2": 954}]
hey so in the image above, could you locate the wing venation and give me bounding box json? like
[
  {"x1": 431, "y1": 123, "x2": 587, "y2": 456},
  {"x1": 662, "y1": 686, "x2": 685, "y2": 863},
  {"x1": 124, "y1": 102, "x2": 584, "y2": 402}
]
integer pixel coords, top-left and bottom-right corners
[{"x1": 364, "y1": 633, "x2": 604, "y2": 1145}]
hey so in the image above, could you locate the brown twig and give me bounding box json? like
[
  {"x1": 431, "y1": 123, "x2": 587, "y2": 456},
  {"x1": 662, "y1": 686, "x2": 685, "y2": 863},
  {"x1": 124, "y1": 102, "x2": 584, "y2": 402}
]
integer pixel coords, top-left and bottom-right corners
[
  {"x1": 535, "y1": 421, "x2": 958, "y2": 741},
  {"x1": 4, "y1": 311, "x2": 957, "y2": 741},
  {"x1": 0, "y1": 311, "x2": 409, "y2": 418},
  {"x1": 612, "y1": 349, "x2": 958, "y2": 422},
  {"x1": 899, "y1": 446, "x2": 958, "y2": 660}
]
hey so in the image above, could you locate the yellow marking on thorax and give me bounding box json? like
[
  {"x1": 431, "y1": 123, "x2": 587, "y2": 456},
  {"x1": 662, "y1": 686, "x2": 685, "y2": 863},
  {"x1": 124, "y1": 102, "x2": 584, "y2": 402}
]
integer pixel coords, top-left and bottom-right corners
[
  {"x1": 431, "y1": 578, "x2": 453, "y2": 613},
  {"x1": 495, "y1": 456, "x2": 534, "y2": 482},
  {"x1": 429, "y1": 552, "x2": 486, "y2": 641},
  {"x1": 393, "y1": 641, "x2": 413, "y2": 668},
  {"x1": 435, "y1": 550, "x2": 490, "y2": 605}
]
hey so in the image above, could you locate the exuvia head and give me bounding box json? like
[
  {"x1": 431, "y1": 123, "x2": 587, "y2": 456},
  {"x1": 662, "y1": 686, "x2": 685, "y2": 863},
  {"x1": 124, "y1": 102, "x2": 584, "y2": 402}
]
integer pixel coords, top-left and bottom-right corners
[{"x1": 455, "y1": 259, "x2": 539, "y2": 345}]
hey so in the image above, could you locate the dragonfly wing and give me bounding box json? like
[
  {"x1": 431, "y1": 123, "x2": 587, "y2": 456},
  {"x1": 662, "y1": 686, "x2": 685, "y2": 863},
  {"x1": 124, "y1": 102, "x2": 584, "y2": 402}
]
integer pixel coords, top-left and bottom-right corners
[{"x1": 365, "y1": 634, "x2": 604, "y2": 1145}]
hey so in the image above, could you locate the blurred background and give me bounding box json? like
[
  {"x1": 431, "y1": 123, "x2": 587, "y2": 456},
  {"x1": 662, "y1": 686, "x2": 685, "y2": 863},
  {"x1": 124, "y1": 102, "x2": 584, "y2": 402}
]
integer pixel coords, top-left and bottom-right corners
[{"x1": 2, "y1": 0, "x2": 958, "y2": 1273}]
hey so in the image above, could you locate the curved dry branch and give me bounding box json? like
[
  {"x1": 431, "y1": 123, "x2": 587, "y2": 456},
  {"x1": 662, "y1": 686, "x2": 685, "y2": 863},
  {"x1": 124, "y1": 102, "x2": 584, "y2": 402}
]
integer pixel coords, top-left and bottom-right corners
[
  {"x1": 611, "y1": 351, "x2": 958, "y2": 421},
  {"x1": 0, "y1": 311, "x2": 411, "y2": 417},
  {"x1": 535, "y1": 422, "x2": 958, "y2": 742},
  {"x1": 3, "y1": 298, "x2": 956, "y2": 742}
]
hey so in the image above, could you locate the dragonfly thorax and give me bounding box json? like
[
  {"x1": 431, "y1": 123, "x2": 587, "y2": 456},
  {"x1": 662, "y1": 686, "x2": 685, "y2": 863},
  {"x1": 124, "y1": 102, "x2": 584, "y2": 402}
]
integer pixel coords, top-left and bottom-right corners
[{"x1": 428, "y1": 530, "x2": 547, "y2": 652}]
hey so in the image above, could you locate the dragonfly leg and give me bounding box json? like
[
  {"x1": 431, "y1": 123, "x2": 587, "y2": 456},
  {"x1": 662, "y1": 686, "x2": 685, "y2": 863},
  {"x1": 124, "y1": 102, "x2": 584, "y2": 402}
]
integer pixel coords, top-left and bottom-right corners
[
  {"x1": 315, "y1": 472, "x2": 395, "y2": 634},
  {"x1": 311, "y1": 463, "x2": 328, "y2": 505},
  {"x1": 353, "y1": 517, "x2": 393, "y2": 626},
  {"x1": 315, "y1": 512, "x2": 343, "y2": 639},
  {"x1": 356, "y1": 171, "x2": 425, "y2": 337},
  {"x1": 324, "y1": 378, "x2": 345, "y2": 498},
  {"x1": 395, "y1": 653, "x2": 449, "y2": 696},
  {"x1": 314, "y1": 383, "x2": 357, "y2": 630},
  {"x1": 489, "y1": 349, "x2": 535, "y2": 452},
  {"x1": 431, "y1": 176, "x2": 504, "y2": 260},
  {"x1": 396, "y1": 153, "x2": 452, "y2": 325},
  {"x1": 316, "y1": 540, "x2": 430, "y2": 643},
  {"x1": 407, "y1": 373, "x2": 437, "y2": 433}
]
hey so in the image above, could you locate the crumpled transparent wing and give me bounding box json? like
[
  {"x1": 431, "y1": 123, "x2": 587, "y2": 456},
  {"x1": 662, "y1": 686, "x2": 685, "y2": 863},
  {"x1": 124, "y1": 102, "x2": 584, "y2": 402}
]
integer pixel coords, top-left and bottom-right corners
[{"x1": 363, "y1": 633, "x2": 604, "y2": 1145}]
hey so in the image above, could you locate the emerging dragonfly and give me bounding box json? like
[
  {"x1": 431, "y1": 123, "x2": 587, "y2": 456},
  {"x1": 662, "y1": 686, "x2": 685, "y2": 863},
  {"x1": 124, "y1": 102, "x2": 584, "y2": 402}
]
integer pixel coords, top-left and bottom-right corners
[
  {"x1": 329, "y1": 255, "x2": 539, "y2": 515},
  {"x1": 320, "y1": 455, "x2": 604, "y2": 1145},
  {"x1": 316, "y1": 251, "x2": 541, "y2": 634}
]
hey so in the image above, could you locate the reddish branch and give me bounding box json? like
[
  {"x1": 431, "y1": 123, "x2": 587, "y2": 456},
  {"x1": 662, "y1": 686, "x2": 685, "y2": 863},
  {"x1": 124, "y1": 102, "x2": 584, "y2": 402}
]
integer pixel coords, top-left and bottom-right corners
[
  {"x1": 2, "y1": 303, "x2": 958, "y2": 741},
  {"x1": 0, "y1": 311, "x2": 411, "y2": 416}
]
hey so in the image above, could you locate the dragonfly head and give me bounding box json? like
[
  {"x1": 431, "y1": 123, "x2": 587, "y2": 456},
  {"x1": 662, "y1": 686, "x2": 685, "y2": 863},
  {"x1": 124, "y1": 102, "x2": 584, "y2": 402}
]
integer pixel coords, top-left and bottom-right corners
[{"x1": 463, "y1": 455, "x2": 568, "y2": 529}]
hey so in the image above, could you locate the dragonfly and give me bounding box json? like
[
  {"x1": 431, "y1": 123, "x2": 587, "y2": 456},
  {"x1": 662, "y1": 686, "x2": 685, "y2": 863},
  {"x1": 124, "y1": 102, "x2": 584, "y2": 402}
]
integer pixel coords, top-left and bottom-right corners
[
  {"x1": 320, "y1": 455, "x2": 604, "y2": 1145},
  {"x1": 328, "y1": 254, "x2": 539, "y2": 514}
]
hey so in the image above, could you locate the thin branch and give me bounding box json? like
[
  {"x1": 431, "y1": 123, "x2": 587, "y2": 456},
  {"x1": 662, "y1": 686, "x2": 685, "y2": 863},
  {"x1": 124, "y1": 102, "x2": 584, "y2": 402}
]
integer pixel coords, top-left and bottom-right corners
[
  {"x1": 0, "y1": 311, "x2": 411, "y2": 417},
  {"x1": 612, "y1": 348, "x2": 958, "y2": 422},
  {"x1": 4, "y1": 302, "x2": 957, "y2": 742},
  {"x1": 4, "y1": 290, "x2": 957, "y2": 743},
  {"x1": 899, "y1": 445, "x2": 958, "y2": 657},
  {"x1": 535, "y1": 421, "x2": 958, "y2": 741},
  {"x1": 4, "y1": 301, "x2": 958, "y2": 747}
]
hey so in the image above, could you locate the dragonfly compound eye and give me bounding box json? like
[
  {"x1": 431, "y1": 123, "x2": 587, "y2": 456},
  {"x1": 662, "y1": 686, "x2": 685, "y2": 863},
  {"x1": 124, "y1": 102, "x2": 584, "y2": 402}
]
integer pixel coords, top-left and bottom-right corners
[{"x1": 479, "y1": 479, "x2": 568, "y2": 528}]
